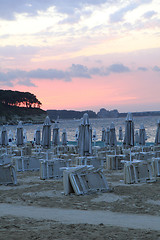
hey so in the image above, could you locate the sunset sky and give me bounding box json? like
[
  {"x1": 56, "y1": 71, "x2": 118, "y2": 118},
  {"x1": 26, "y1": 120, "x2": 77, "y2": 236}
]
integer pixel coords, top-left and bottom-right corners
[{"x1": 0, "y1": 0, "x2": 160, "y2": 113}]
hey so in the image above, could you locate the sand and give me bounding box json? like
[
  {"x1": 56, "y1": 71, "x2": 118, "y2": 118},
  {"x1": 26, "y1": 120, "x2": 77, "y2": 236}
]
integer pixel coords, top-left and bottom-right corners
[{"x1": 0, "y1": 169, "x2": 160, "y2": 239}]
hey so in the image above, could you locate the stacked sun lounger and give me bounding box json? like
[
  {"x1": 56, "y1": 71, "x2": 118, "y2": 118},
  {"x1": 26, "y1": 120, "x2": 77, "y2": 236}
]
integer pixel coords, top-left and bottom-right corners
[
  {"x1": 0, "y1": 163, "x2": 17, "y2": 185},
  {"x1": 124, "y1": 160, "x2": 156, "y2": 184},
  {"x1": 40, "y1": 158, "x2": 71, "y2": 179},
  {"x1": 13, "y1": 156, "x2": 41, "y2": 172},
  {"x1": 106, "y1": 154, "x2": 125, "y2": 170},
  {"x1": 152, "y1": 158, "x2": 160, "y2": 177},
  {"x1": 75, "y1": 156, "x2": 102, "y2": 168},
  {"x1": 0, "y1": 153, "x2": 12, "y2": 165},
  {"x1": 63, "y1": 166, "x2": 110, "y2": 195}
]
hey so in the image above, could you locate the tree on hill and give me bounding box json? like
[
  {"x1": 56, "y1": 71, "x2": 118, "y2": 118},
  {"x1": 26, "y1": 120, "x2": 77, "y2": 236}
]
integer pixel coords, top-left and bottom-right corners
[{"x1": 0, "y1": 90, "x2": 42, "y2": 108}]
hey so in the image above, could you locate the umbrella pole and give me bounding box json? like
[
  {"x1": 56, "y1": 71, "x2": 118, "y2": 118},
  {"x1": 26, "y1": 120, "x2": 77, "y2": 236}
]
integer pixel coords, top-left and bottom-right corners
[
  {"x1": 46, "y1": 149, "x2": 49, "y2": 179},
  {"x1": 39, "y1": 145, "x2": 41, "y2": 154},
  {"x1": 114, "y1": 147, "x2": 116, "y2": 155},
  {"x1": 35, "y1": 145, "x2": 37, "y2": 153},
  {"x1": 21, "y1": 148, "x2": 24, "y2": 172},
  {"x1": 121, "y1": 140, "x2": 123, "y2": 154},
  {"x1": 5, "y1": 146, "x2": 7, "y2": 154},
  {"x1": 85, "y1": 156, "x2": 87, "y2": 165},
  {"x1": 46, "y1": 150, "x2": 49, "y2": 161},
  {"x1": 130, "y1": 148, "x2": 132, "y2": 162}
]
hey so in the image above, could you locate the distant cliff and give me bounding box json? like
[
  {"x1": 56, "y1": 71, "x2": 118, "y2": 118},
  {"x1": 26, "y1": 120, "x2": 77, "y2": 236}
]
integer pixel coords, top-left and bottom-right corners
[
  {"x1": 97, "y1": 108, "x2": 119, "y2": 118},
  {"x1": 97, "y1": 108, "x2": 160, "y2": 118}
]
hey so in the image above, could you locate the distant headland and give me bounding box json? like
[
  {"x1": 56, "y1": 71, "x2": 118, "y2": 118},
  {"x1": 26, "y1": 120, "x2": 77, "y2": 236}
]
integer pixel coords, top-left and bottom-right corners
[{"x1": 0, "y1": 89, "x2": 46, "y2": 125}]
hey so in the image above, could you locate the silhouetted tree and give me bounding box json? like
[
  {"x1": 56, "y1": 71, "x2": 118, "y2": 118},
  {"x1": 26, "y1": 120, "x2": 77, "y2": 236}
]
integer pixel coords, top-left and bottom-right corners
[{"x1": 0, "y1": 90, "x2": 42, "y2": 108}]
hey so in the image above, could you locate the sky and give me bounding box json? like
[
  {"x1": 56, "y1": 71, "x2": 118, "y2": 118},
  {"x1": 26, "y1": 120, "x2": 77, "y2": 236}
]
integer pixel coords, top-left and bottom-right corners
[{"x1": 0, "y1": 0, "x2": 160, "y2": 113}]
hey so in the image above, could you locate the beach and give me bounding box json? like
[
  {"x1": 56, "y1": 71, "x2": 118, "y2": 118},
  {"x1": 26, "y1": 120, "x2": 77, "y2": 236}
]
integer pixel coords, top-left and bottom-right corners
[
  {"x1": 1, "y1": 114, "x2": 160, "y2": 239},
  {"x1": 0, "y1": 169, "x2": 160, "y2": 239}
]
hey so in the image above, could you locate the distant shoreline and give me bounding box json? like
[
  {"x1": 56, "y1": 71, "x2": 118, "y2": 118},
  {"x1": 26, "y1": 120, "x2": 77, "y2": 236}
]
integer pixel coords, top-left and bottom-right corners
[
  {"x1": 1, "y1": 107, "x2": 160, "y2": 125},
  {"x1": 119, "y1": 111, "x2": 160, "y2": 118},
  {"x1": 47, "y1": 109, "x2": 160, "y2": 121}
]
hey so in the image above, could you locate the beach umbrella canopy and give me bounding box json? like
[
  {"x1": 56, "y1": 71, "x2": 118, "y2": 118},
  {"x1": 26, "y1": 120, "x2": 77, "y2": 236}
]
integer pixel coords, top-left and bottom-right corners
[
  {"x1": 155, "y1": 120, "x2": 160, "y2": 145},
  {"x1": 139, "y1": 124, "x2": 146, "y2": 146},
  {"x1": 101, "y1": 128, "x2": 106, "y2": 142},
  {"x1": 42, "y1": 116, "x2": 51, "y2": 148},
  {"x1": 62, "y1": 128, "x2": 67, "y2": 145},
  {"x1": 123, "y1": 112, "x2": 134, "y2": 147},
  {"x1": 78, "y1": 113, "x2": 92, "y2": 156},
  {"x1": 105, "y1": 127, "x2": 110, "y2": 145},
  {"x1": 16, "y1": 121, "x2": 24, "y2": 146},
  {"x1": 34, "y1": 127, "x2": 41, "y2": 145},
  {"x1": 0, "y1": 125, "x2": 8, "y2": 146},
  {"x1": 109, "y1": 122, "x2": 117, "y2": 146},
  {"x1": 118, "y1": 126, "x2": 123, "y2": 141},
  {"x1": 52, "y1": 121, "x2": 60, "y2": 146}
]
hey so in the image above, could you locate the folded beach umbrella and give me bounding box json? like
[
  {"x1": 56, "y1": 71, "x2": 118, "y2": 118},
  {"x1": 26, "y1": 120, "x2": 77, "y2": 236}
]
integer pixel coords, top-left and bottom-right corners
[
  {"x1": 145, "y1": 131, "x2": 148, "y2": 141},
  {"x1": 42, "y1": 116, "x2": 51, "y2": 148},
  {"x1": 92, "y1": 129, "x2": 97, "y2": 146},
  {"x1": 34, "y1": 127, "x2": 41, "y2": 145},
  {"x1": 92, "y1": 129, "x2": 97, "y2": 141},
  {"x1": 0, "y1": 125, "x2": 8, "y2": 146},
  {"x1": 62, "y1": 128, "x2": 67, "y2": 146},
  {"x1": 109, "y1": 122, "x2": 117, "y2": 147},
  {"x1": 52, "y1": 121, "x2": 60, "y2": 146},
  {"x1": 118, "y1": 126, "x2": 123, "y2": 141},
  {"x1": 135, "y1": 130, "x2": 139, "y2": 145},
  {"x1": 155, "y1": 120, "x2": 160, "y2": 145},
  {"x1": 105, "y1": 127, "x2": 110, "y2": 145},
  {"x1": 78, "y1": 113, "x2": 92, "y2": 156},
  {"x1": 139, "y1": 124, "x2": 146, "y2": 146},
  {"x1": 16, "y1": 121, "x2": 24, "y2": 146},
  {"x1": 23, "y1": 129, "x2": 27, "y2": 144},
  {"x1": 123, "y1": 112, "x2": 134, "y2": 147},
  {"x1": 8, "y1": 130, "x2": 14, "y2": 144},
  {"x1": 101, "y1": 128, "x2": 106, "y2": 142},
  {"x1": 75, "y1": 128, "x2": 79, "y2": 142}
]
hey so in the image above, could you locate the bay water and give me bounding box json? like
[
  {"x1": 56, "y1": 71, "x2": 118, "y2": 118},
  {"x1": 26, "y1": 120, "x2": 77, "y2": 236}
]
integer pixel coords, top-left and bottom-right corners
[{"x1": 3, "y1": 115, "x2": 160, "y2": 144}]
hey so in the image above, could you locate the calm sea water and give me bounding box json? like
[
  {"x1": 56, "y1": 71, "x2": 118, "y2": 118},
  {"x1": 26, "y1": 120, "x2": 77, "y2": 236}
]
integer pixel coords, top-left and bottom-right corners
[{"x1": 3, "y1": 115, "x2": 160, "y2": 143}]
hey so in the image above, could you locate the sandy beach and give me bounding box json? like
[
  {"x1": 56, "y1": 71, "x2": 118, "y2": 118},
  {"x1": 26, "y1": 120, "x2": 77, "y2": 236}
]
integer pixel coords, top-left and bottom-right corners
[{"x1": 0, "y1": 169, "x2": 160, "y2": 239}]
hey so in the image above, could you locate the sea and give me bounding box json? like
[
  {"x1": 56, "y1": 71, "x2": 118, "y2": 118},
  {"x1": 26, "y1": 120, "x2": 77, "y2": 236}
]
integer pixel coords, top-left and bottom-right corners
[{"x1": 3, "y1": 115, "x2": 160, "y2": 144}]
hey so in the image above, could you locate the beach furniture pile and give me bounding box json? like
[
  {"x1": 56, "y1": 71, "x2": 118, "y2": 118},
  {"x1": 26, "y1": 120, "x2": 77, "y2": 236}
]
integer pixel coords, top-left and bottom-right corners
[
  {"x1": 124, "y1": 159, "x2": 156, "y2": 184},
  {"x1": 40, "y1": 158, "x2": 71, "y2": 180},
  {"x1": 0, "y1": 163, "x2": 17, "y2": 185},
  {"x1": 63, "y1": 166, "x2": 110, "y2": 195}
]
